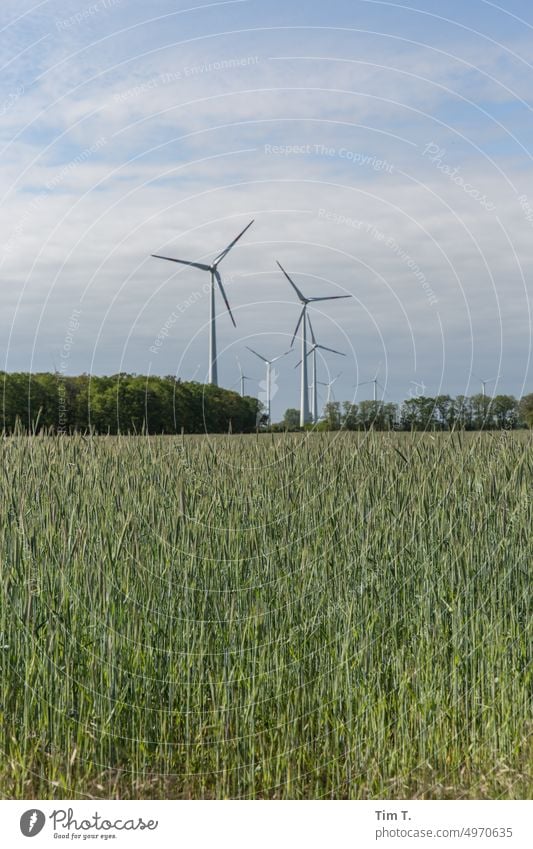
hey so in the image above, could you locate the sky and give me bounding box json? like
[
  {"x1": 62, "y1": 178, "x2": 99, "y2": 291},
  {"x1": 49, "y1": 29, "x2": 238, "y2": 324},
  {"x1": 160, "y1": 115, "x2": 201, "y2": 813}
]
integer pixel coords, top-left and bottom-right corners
[{"x1": 1, "y1": 0, "x2": 533, "y2": 420}]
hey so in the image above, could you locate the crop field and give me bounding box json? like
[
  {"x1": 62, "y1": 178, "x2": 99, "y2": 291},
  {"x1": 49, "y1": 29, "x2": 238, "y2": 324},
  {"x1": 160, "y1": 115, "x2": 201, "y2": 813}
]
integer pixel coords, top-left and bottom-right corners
[{"x1": 0, "y1": 431, "x2": 531, "y2": 799}]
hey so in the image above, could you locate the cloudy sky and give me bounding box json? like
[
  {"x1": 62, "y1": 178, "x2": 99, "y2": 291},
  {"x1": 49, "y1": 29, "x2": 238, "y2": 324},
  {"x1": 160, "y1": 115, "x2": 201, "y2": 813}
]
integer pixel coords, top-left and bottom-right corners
[{"x1": 1, "y1": 0, "x2": 532, "y2": 418}]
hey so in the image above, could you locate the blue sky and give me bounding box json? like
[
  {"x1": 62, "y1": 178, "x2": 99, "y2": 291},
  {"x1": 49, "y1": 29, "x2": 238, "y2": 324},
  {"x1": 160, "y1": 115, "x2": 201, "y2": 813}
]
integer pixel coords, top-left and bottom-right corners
[{"x1": 1, "y1": 0, "x2": 533, "y2": 418}]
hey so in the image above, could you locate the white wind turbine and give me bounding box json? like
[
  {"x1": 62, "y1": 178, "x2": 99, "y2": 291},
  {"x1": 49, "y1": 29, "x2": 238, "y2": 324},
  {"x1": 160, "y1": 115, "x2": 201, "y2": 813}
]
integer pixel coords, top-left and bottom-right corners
[
  {"x1": 317, "y1": 373, "x2": 342, "y2": 406},
  {"x1": 356, "y1": 367, "x2": 384, "y2": 402},
  {"x1": 246, "y1": 346, "x2": 290, "y2": 425},
  {"x1": 236, "y1": 356, "x2": 256, "y2": 397},
  {"x1": 277, "y1": 261, "x2": 351, "y2": 427},
  {"x1": 477, "y1": 376, "x2": 496, "y2": 397},
  {"x1": 295, "y1": 315, "x2": 345, "y2": 423},
  {"x1": 152, "y1": 220, "x2": 254, "y2": 386},
  {"x1": 357, "y1": 377, "x2": 378, "y2": 402}
]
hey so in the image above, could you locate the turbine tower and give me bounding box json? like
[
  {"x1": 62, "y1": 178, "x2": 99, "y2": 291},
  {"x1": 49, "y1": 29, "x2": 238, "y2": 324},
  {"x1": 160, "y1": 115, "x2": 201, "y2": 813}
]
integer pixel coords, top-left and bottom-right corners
[
  {"x1": 295, "y1": 315, "x2": 345, "y2": 423},
  {"x1": 277, "y1": 261, "x2": 350, "y2": 427},
  {"x1": 152, "y1": 220, "x2": 254, "y2": 385},
  {"x1": 246, "y1": 346, "x2": 290, "y2": 425}
]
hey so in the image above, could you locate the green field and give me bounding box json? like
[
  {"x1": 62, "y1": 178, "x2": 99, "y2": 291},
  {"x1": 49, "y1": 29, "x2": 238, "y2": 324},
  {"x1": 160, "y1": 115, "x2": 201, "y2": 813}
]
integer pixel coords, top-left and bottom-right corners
[{"x1": 1, "y1": 432, "x2": 531, "y2": 799}]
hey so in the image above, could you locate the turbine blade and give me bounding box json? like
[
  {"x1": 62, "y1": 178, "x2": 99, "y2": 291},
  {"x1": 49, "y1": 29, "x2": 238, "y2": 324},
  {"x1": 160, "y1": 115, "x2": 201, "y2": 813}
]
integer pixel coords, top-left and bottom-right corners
[
  {"x1": 308, "y1": 295, "x2": 351, "y2": 302},
  {"x1": 316, "y1": 344, "x2": 346, "y2": 357},
  {"x1": 214, "y1": 269, "x2": 236, "y2": 327},
  {"x1": 212, "y1": 219, "x2": 254, "y2": 265},
  {"x1": 291, "y1": 307, "x2": 305, "y2": 347},
  {"x1": 271, "y1": 349, "x2": 291, "y2": 363},
  {"x1": 307, "y1": 313, "x2": 317, "y2": 346},
  {"x1": 151, "y1": 255, "x2": 211, "y2": 271},
  {"x1": 276, "y1": 261, "x2": 307, "y2": 303},
  {"x1": 294, "y1": 346, "x2": 314, "y2": 368},
  {"x1": 246, "y1": 346, "x2": 268, "y2": 363}
]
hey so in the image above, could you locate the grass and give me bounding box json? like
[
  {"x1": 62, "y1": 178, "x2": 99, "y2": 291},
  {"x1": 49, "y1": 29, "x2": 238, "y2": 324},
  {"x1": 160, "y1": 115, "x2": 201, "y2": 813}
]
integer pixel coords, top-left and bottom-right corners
[{"x1": 0, "y1": 430, "x2": 531, "y2": 799}]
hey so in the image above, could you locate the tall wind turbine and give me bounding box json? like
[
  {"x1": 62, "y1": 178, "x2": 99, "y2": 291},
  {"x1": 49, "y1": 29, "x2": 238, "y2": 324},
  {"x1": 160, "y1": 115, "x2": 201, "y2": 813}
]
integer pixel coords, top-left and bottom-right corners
[
  {"x1": 246, "y1": 346, "x2": 290, "y2": 425},
  {"x1": 277, "y1": 261, "x2": 350, "y2": 427},
  {"x1": 295, "y1": 315, "x2": 345, "y2": 423},
  {"x1": 152, "y1": 220, "x2": 254, "y2": 385}
]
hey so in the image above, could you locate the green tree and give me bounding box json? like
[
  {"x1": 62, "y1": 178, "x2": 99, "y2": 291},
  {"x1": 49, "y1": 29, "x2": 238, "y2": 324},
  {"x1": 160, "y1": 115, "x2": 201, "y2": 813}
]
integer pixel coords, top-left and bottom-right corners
[
  {"x1": 453, "y1": 395, "x2": 472, "y2": 430},
  {"x1": 323, "y1": 401, "x2": 341, "y2": 430},
  {"x1": 470, "y1": 393, "x2": 493, "y2": 429},
  {"x1": 491, "y1": 395, "x2": 518, "y2": 429},
  {"x1": 0, "y1": 372, "x2": 260, "y2": 434},
  {"x1": 399, "y1": 397, "x2": 438, "y2": 430},
  {"x1": 434, "y1": 395, "x2": 453, "y2": 429},
  {"x1": 518, "y1": 393, "x2": 533, "y2": 427},
  {"x1": 281, "y1": 408, "x2": 300, "y2": 430},
  {"x1": 358, "y1": 400, "x2": 379, "y2": 430},
  {"x1": 341, "y1": 402, "x2": 358, "y2": 430}
]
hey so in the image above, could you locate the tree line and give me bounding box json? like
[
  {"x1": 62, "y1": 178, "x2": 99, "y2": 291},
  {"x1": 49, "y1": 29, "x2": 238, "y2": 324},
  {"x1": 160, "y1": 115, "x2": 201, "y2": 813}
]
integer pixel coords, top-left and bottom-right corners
[
  {"x1": 280, "y1": 393, "x2": 533, "y2": 431},
  {"x1": 2, "y1": 372, "x2": 531, "y2": 434},
  {"x1": 0, "y1": 372, "x2": 261, "y2": 434}
]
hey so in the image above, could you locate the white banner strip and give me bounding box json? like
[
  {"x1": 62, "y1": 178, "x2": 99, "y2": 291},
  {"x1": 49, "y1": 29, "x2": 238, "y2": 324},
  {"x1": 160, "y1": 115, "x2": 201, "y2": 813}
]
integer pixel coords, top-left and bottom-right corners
[{"x1": 1, "y1": 800, "x2": 531, "y2": 848}]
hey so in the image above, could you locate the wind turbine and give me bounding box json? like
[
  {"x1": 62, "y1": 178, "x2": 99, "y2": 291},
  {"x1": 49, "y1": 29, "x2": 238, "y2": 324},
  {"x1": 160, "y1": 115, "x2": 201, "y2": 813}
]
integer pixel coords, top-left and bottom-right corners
[
  {"x1": 295, "y1": 315, "x2": 345, "y2": 423},
  {"x1": 478, "y1": 376, "x2": 495, "y2": 397},
  {"x1": 236, "y1": 357, "x2": 256, "y2": 397},
  {"x1": 277, "y1": 261, "x2": 350, "y2": 427},
  {"x1": 356, "y1": 368, "x2": 383, "y2": 402},
  {"x1": 317, "y1": 373, "x2": 342, "y2": 406},
  {"x1": 357, "y1": 377, "x2": 378, "y2": 402},
  {"x1": 246, "y1": 346, "x2": 290, "y2": 425},
  {"x1": 151, "y1": 220, "x2": 254, "y2": 386}
]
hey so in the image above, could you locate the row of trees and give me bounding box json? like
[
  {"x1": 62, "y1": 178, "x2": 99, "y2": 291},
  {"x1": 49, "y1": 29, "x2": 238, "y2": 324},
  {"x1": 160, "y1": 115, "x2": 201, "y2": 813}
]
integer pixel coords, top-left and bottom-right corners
[
  {"x1": 1, "y1": 373, "x2": 261, "y2": 434},
  {"x1": 2, "y1": 372, "x2": 531, "y2": 433},
  {"x1": 280, "y1": 393, "x2": 533, "y2": 431}
]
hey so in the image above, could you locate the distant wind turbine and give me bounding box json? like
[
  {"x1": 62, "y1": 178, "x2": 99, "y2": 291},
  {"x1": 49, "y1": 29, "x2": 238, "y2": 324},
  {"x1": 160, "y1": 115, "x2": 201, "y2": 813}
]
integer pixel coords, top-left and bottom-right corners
[
  {"x1": 277, "y1": 261, "x2": 350, "y2": 426},
  {"x1": 317, "y1": 372, "x2": 342, "y2": 405},
  {"x1": 151, "y1": 220, "x2": 254, "y2": 385},
  {"x1": 236, "y1": 356, "x2": 256, "y2": 397},
  {"x1": 246, "y1": 346, "x2": 290, "y2": 424},
  {"x1": 295, "y1": 315, "x2": 345, "y2": 423},
  {"x1": 478, "y1": 376, "x2": 496, "y2": 397},
  {"x1": 356, "y1": 370, "x2": 385, "y2": 402}
]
